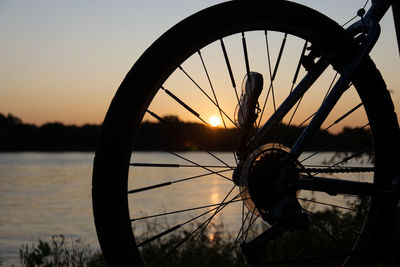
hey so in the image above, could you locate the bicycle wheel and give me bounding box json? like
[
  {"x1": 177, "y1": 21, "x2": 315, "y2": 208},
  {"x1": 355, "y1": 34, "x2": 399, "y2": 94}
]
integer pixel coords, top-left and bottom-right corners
[{"x1": 92, "y1": 1, "x2": 400, "y2": 266}]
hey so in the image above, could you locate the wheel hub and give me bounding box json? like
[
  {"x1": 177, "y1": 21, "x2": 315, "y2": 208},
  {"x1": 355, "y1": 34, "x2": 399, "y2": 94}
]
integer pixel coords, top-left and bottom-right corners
[{"x1": 239, "y1": 143, "x2": 303, "y2": 222}]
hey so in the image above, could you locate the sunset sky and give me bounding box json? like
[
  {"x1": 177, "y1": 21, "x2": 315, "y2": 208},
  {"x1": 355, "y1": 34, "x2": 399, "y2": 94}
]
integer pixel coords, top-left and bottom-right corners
[{"x1": 1, "y1": 0, "x2": 399, "y2": 126}]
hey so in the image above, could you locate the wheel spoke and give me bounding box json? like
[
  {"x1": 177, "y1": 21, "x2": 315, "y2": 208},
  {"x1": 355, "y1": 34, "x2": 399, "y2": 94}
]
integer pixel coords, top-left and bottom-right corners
[
  {"x1": 242, "y1": 32, "x2": 251, "y2": 78},
  {"x1": 287, "y1": 96, "x2": 304, "y2": 128},
  {"x1": 137, "y1": 190, "x2": 239, "y2": 247},
  {"x1": 324, "y1": 103, "x2": 363, "y2": 132},
  {"x1": 272, "y1": 33, "x2": 287, "y2": 83},
  {"x1": 290, "y1": 41, "x2": 308, "y2": 93},
  {"x1": 198, "y1": 50, "x2": 239, "y2": 164},
  {"x1": 330, "y1": 146, "x2": 372, "y2": 167},
  {"x1": 188, "y1": 185, "x2": 237, "y2": 249},
  {"x1": 298, "y1": 197, "x2": 363, "y2": 212},
  {"x1": 300, "y1": 123, "x2": 370, "y2": 163},
  {"x1": 231, "y1": 208, "x2": 251, "y2": 251},
  {"x1": 220, "y1": 38, "x2": 241, "y2": 113},
  {"x1": 239, "y1": 210, "x2": 260, "y2": 248},
  {"x1": 130, "y1": 162, "x2": 235, "y2": 169},
  {"x1": 127, "y1": 169, "x2": 233, "y2": 195},
  {"x1": 137, "y1": 224, "x2": 182, "y2": 247},
  {"x1": 283, "y1": 110, "x2": 317, "y2": 145},
  {"x1": 178, "y1": 65, "x2": 238, "y2": 127},
  {"x1": 198, "y1": 50, "x2": 224, "y2": 126},
  {"x1": 131, "y1": 197, "x2": 246, "y2": 222},
  {"x1": 323, "y1": 72, "x2": 339, "y2": 101},
  {"x1": 244, "y1": 206, "x2": 258, "y2": 242},
  {"x1": 265, "y1": 32, "x2": 288, "y2": 114},
  {"x1": 257, "y1": 31, "x2": 277, "y2": 128},
  {"x1": 149, "y1": 187, "x2": 242, "y2": 264},
  {"x1": 160, "y1": 86, "x2": 208, "y2": 125},
  {"x1": 168, "y1": 151, "x2": 232, "y2": 181},
  {"x1": 146, "y1": 110, "x2": 233, "y2": 171},
  {"x1": 134, "y1": 125, "x2": 236, "y2": 178}
]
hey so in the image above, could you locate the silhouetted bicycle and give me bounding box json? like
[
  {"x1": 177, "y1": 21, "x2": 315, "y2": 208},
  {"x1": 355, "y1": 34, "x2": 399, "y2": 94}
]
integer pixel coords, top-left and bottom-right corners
[{"x1": 93, "y1": 0, "x2": 400, "y2": 266}]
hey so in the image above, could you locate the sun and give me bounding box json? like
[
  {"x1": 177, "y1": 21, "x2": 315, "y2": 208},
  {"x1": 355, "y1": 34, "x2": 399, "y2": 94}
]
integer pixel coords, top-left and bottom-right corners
[{"x1": 209, "y1": 116, "x2": 221, "y2": 127}]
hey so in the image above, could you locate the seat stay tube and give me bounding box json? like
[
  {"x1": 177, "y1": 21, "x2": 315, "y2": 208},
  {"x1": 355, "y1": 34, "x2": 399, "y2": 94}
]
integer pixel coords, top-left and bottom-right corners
[
  {"x1": 392, "y1": 1, "x2": 400, "y2": 55},
  {"x1": 289, "y1": 70, "x2": 352, "y2": 159},
  {"x1": 366, "y1": 0, "x2": 393, "y2": 23},
  {"x1": 289, "y1": 21, "x2": 381, "y2": 159}
]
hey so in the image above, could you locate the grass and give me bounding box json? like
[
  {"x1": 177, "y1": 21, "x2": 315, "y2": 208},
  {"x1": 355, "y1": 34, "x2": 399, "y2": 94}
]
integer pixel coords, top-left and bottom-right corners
[
  {"x1": 17, "y1": 235, "x2": 106, "y2": 267},
  {"x1": 15, "y1": 203, "x2": 400, "y2": 267}
]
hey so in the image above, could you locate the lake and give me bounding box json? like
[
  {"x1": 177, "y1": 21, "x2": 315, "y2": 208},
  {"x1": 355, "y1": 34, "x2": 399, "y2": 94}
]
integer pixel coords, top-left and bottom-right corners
[{"x1": 0, "y1": 151, "x2": 371, "y2": 265}]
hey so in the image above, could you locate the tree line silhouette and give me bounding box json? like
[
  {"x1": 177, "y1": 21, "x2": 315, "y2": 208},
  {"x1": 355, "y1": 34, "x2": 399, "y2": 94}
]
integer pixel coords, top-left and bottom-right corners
[{"x1": 0, "y1": 113, "x2": 370, "y2": 152}]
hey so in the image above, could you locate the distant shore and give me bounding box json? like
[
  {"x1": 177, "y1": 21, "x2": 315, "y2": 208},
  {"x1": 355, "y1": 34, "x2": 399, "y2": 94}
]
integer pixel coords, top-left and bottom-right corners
[{"x1": 0, "y1": 113, "x2": 371, "y2": 152}]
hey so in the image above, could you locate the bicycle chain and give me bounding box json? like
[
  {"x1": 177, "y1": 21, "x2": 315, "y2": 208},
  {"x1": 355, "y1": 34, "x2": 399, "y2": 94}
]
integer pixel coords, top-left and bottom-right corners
[{"x1": 304, "y1": 167, "x2": 374, "y2": 174}]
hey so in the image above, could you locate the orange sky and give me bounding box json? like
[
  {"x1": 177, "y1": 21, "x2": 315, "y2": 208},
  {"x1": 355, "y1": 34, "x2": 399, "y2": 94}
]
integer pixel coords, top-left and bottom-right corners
[{"x1": 0, "y1": 0, "x2": 399, "y2": 129}]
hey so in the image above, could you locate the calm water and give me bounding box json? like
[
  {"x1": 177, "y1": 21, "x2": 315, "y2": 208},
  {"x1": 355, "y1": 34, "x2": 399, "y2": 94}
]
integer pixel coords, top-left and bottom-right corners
[
  {"x1": 0, "y1": 151, "x2": 371, "y2": 265},
  {"x1": 0, "y1": 153, "x2": 97, "y2": 265}
]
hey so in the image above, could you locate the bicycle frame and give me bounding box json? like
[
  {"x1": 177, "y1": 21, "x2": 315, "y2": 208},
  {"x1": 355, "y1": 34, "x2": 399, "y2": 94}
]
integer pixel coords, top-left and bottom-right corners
[
  {"x1": 393, "y1": 1, "x2": 400, "y2": 54},
  {"x1": 246, "y1": 0, "x2": 399, "y2": 196},
  {"x1": 250, "y1": 0, "x2": 396, "y2": 155},
  {"x1": 370, "y1": 0, "x2": 400, "y2": 54}
]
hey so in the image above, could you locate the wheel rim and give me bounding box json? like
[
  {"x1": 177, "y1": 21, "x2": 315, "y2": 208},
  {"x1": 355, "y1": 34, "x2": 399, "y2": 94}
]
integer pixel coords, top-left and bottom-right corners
[
  {"x1": 95, "y1": 2, "x2": 396, "y2": 266},
  {"x1": 129, "y1": 31, "x2": 377, "y2": 266}
]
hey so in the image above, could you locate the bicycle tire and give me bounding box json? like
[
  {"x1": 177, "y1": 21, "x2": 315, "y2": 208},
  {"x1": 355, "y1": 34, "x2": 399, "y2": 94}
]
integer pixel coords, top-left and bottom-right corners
[{"x1": 92, "y1": 1, "x2": 400, "y2": 266}]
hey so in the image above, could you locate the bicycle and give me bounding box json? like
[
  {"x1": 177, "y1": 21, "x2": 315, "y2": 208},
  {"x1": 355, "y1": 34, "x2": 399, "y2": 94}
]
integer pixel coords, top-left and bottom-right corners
[{"x1": 92, "y1": 0, "x2": 400, "y2": 266}]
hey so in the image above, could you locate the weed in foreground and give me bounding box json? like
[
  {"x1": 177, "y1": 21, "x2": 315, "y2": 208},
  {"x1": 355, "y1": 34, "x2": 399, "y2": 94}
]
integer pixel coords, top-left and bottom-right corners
[
  {"x1": 18, "y1": 204, "x2": 400, "y2": 266},
  {"x1": 19, "y1": 235, "x2": 105, "y2": 267}
]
